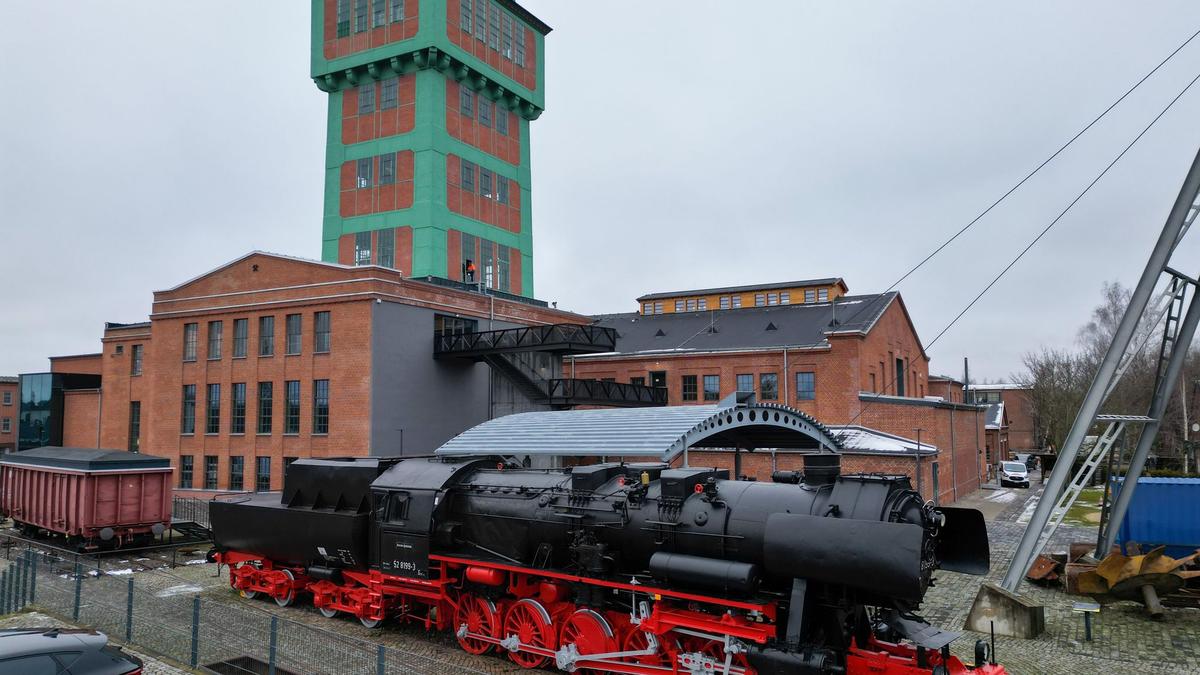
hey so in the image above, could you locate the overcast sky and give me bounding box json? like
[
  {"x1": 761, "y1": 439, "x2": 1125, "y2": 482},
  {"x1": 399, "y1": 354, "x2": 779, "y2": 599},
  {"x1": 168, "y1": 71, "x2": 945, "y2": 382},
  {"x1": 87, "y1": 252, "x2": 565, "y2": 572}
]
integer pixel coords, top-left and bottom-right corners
[{"x1": 3, "y1": 2, "x2": 1200, "y2": 382}]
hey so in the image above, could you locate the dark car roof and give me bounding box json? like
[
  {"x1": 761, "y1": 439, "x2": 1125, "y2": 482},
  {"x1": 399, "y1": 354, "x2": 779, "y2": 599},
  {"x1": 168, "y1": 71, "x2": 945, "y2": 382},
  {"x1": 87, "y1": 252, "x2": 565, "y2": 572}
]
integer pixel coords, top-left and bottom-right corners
[{"x1": 0, "y1": 628, "x2": 107, "y2": 658}]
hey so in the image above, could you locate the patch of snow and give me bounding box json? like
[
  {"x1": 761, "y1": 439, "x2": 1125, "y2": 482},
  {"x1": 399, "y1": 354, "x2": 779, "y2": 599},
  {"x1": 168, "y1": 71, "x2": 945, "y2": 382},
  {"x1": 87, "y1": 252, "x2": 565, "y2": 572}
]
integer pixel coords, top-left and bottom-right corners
[
  {"x1": 1017, "y1": 495, "x2": 1041, "y2": 525},
  {"x1": 185, "y1": 559, "x2": 209, "y2": 565},
  {"x1": 156, "y1": 584, "x2": 202, "y2": 598},
  {"x1": 106, "y1": 568, "x2": 134, "y2": 576},
  {"x1": 986, "y1": 491, "x2": 1018, "y2": 503}
]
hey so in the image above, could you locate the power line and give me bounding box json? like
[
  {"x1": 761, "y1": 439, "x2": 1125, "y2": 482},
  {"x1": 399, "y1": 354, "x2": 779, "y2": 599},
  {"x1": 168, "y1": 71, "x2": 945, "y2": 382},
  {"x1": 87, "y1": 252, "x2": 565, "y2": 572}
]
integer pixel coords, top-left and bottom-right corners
[
  {"x1": 842, "y1": 67, "x2": 1200, "y2": 431},
  {"x1": 835, "y1": 25, "x2": 1200, "y2": 331}
]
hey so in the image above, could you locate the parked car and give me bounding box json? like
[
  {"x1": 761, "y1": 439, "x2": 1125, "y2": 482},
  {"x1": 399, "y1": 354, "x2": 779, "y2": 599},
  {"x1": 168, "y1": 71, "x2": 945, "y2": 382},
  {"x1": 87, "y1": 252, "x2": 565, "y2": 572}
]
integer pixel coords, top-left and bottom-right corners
[
  {"x1": 0, "y1": 628, "x2": 142, "y2": 674},
  {"x1": 999, "y1": 461, "x2": 1030, "y2": 488}
]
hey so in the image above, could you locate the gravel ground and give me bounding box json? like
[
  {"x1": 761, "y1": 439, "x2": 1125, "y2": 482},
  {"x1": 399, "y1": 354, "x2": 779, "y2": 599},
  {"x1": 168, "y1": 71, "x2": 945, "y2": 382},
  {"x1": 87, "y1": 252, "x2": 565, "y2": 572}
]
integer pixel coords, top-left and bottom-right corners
[{"x1": 0, "y1": 610, "x2": 190, "y2": 674}]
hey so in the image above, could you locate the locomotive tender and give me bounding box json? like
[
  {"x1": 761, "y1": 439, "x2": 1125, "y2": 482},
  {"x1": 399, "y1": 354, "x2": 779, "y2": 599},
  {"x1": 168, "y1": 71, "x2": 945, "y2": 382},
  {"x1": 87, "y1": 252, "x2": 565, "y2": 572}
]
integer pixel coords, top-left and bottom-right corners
[{"x1": 211, "y1": 451, "x2": 1006, "y2": 674}]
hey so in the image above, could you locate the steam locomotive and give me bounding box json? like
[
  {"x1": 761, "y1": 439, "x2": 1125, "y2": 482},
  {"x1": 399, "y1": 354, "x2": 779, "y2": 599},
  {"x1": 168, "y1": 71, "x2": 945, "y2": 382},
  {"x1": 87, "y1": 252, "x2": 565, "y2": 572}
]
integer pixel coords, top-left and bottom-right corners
[{"x1": 210, "y1": 453, "x2": 1007, "y2": 674}]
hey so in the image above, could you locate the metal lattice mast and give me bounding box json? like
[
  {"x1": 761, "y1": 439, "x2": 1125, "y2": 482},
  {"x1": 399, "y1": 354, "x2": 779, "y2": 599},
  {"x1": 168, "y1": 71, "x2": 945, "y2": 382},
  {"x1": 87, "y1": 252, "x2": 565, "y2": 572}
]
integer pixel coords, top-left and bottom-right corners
[{"x1": 1001, "y1": 144, "x2": 1200, "y2": 592}]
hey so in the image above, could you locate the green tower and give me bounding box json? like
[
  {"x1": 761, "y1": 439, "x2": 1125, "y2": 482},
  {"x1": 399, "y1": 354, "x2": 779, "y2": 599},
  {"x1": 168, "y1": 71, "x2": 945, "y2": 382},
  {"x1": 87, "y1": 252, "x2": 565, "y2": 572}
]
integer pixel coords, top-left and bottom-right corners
[{"x1": 312, "y1": 0, "x2": 548, "y2": 296}]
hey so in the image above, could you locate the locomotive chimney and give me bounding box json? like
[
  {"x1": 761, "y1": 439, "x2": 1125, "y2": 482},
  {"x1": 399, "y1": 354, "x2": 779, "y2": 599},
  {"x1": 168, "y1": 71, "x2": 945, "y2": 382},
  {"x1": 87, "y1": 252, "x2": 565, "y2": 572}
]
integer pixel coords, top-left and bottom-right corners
[{"x1": 801, "y1": 453, "x2": 840, "y2": 486}]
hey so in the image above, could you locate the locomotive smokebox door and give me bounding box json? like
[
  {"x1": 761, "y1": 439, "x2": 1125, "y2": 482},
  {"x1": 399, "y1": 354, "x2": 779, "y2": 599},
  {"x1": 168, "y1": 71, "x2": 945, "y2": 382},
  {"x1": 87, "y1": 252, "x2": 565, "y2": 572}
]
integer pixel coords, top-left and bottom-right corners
[{"x1": 374, "y1": 490, "x2": 431, "y2": 578}]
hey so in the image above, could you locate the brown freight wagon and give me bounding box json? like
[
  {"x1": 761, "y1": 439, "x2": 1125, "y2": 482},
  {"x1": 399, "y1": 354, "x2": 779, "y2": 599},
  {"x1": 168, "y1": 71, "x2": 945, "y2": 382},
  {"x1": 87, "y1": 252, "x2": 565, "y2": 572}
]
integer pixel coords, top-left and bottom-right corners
[{"x1": 0, "y1": 447, "x2": 172, "y2": 550}]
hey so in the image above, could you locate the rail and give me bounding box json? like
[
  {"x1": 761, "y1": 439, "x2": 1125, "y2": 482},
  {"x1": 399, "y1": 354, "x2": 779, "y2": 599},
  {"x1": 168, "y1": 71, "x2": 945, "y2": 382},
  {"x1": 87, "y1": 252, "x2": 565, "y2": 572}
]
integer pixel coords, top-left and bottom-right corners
[{"x1": 434, "y1": 323, "x2": 617, "y2": 358}]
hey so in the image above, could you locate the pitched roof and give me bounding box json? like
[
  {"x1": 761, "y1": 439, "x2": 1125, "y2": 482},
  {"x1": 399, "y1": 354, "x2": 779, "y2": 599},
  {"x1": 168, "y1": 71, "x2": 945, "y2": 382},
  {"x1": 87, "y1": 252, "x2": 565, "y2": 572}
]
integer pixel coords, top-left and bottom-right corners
[
  {"x1": 0, "y1": 376, "x2": 16, "y2": 384},
  {"x1": 828, "y1": 425, "x2": 938, "y2": 455},
  {"x1": 636, "y1": 278, "x2": 846, "y2": 302},
  {"x1": 985, "y1": 402, "x2": 1006, "y2": 429},
  {"x1": 587, "y1": 293, "x2": 897, "y2": 356}
]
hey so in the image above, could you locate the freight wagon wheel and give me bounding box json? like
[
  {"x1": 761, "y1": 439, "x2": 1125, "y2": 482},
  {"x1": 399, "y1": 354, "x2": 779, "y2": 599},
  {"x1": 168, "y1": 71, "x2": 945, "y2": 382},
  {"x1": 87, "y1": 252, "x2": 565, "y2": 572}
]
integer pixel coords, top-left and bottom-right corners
[
  {"x1": 502, "y1": 598, "x2": 554, "y2": 669},
  {"x1": 621, "y1": 626, "x2": 670, "y2": 666},
  {"x1": 455, "y1": 593, "x2": 500, "y2": 655},
  {"x1": 274, "y1": 569, "x2": 296, "y2": 607},
  {"x1": 558, "y1": 609, "x2": 617, "y2": 674}
]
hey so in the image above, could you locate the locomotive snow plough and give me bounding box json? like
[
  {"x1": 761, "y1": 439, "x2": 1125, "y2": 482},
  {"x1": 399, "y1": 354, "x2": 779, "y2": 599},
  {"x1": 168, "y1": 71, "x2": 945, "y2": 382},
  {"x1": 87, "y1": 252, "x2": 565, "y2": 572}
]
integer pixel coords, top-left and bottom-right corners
[{"x1": 210, "y1": 439, "x2": 1007, "y2": 674}]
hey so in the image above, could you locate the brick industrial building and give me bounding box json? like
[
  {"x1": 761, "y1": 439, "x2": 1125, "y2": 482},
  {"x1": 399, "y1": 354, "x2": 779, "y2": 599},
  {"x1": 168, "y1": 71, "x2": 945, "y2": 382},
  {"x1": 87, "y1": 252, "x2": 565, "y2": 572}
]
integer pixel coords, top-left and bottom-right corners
[
  {"x1": 0, "y1": 377, "x2": 16, "y2": 452},
  {"x1": 970, "y1": 383, "x2": 1038, "y2": 454}
]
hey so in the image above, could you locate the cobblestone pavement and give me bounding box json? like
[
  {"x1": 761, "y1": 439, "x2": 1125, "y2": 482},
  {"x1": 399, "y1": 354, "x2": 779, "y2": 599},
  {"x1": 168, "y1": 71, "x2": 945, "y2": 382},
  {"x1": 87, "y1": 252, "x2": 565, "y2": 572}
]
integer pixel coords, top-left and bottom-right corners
[
  {"x1": 924, "y1": 474, "x2": 1200, "y2": 674},
  {"x1": 0, "y1": 610, "x2": 189, "y2": 674}
]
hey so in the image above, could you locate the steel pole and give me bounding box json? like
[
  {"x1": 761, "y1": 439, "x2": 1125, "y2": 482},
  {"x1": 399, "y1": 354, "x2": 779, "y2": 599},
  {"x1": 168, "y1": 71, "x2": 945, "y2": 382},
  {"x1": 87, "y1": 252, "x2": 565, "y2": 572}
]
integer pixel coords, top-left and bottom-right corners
[
  {"x1": 1101, "y1": 284, "x2": 1200, "y2": 553},
  {"x1": 1002, "y1": 143, "x2": 1200, "y2": 592}
]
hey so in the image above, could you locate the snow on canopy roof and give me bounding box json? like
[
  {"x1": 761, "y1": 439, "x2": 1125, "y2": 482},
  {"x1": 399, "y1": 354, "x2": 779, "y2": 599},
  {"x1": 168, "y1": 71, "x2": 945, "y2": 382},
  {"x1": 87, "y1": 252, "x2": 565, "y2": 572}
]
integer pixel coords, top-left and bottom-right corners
[
  {"x1": 985, "y1": 402, "x2": 1006, "y2": 429},
  {"x1": 435, "y1": 399, "x2": 842, "y2": 461},
  {"x1": 827, "y1": 426, "x2": 937, "y2": 456}
]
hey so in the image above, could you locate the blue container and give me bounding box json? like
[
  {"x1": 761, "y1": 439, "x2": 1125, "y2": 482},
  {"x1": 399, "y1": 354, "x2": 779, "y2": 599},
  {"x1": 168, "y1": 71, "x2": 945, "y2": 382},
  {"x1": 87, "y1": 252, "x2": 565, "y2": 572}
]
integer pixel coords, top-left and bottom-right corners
[{"x1": 1114, "y1": 477, "x2": 1200, "y2": 558}]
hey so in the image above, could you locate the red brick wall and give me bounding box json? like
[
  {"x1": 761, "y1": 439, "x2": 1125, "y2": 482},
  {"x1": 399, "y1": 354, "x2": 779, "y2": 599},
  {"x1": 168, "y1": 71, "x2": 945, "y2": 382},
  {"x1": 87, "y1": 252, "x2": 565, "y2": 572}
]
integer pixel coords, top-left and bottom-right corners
[
  {"x1": 1001, "y1": 389, "x2": 1038, "y2": 451},
  {"x1": 339, "y1": 150, "x2": 414, "y2": 217},
  {"x1": 0, "y1": 381, "x2": 19, "y2": 450},
  {"x1": 928, "y1": 377, "x2": 965, "y2": 403},
  {"x1": 446, "y1": 0, "x2": 537, "y2": 92},
  {"x1": 98, "y1": 326, "x2": 153, "y2": 452},
  {"x1": 445, "y1": 80, "x2": 520, "y2": 164},
  {"x1": 50, "y1": 354, "x2": 103, "y2": 375},
  {"x1": 446, "y1": 154, "x2": 521, "y2": 232},
  {"x1": 336, "y1": 226, "x2": 414, "y2": 273},
  {"x1": 62, "y1": 390, "x2": 100, "y2": 448},
  {"x1": 322, "y1": 0, "x2": 420, "y2": 61},
  {"x1": 341, "y1": 74, "x2": 416, "y2": 144}
]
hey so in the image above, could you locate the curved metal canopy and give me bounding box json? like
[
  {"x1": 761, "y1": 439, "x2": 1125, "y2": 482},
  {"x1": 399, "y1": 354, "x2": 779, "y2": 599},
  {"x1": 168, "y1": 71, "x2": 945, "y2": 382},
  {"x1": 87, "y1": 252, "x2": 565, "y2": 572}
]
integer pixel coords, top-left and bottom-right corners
[{"x1": 434, "y1": 400, "x2": 841, "y2": 461}]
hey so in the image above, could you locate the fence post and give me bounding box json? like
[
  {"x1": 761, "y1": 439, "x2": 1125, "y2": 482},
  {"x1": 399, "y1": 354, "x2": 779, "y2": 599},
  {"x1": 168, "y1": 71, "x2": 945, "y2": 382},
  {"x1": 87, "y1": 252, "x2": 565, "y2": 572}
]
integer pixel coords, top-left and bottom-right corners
[
  {"x1": 190, "y1": 595, "x2": 200, "y2": 668},
  {"x1": 377, "y1": 644, "x2": 386, "y2": 675},
  {"x1": 73, "y1": 563, "x2": 82, "y2": 621},
  {"x1": 268, "y1": 616, "x2": 278, "y2": 675},
  {"x1": 18, "y1": 556, "x2": 25, "y2": 609},
  {"x1": 2, "y1": 568, "x2": 9, "y2": 614},
  {"x1": 14, "y1": 559, "x2": 22, "y2": 610},
  {"x1": 29, "y1": 551, "x2": 37, "y2": 605},
  {"x1": 125, "y1": 577, "x2": 134, "y2": 642}
]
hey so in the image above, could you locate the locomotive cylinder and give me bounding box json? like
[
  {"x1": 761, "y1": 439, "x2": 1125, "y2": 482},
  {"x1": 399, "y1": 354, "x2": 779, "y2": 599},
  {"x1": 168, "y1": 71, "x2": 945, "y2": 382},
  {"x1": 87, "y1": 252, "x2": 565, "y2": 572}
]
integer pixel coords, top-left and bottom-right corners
[{"x1": 648, "y1": 552, "x2": 760, "y2": 595}]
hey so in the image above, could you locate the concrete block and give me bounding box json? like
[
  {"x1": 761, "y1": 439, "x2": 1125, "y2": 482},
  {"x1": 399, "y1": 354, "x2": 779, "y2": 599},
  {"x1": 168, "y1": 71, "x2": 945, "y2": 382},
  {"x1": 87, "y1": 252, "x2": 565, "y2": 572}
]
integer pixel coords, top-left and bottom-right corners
[{"x1": 964, "y1": 582, "x2": 1046, "y2": 638}]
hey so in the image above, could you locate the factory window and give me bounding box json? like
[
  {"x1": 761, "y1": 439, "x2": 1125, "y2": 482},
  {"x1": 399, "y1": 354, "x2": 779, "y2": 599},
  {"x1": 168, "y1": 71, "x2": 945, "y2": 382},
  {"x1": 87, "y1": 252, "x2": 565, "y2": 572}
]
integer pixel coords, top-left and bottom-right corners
[
  {"x1": 461, "y1": 232, "x2": 478, "y2": 281},
  {"x1": 482, "y1": 243, "x2": 495, "y2": 288},
  {"x1": 206, "y1": 384, "x2": 221, "y2": 434},
  {"x1": 496, "y1": 107, "x2": 508, "y2": 136},
  {"x1": 461, "y1": 160, "x2": 476, "y2": 193},
  {"x1": 207, "y1": 320, "x2": 223, "y2": 360},
  {"x1": 474, "y1": 0, "x2": 486, "y2": 40},
  {"x1": 736, "y1": 373, "x2": 753, "y2": 393},
  {"x1": 379, "y1": 153, "x2": 396, "y2": 185},
  {"x1": 259, "y1": 316, "x2": 275, "y2": 356},
  {"x1": 698, "y1": 298, "x2": 708, "y2": 310},
  {"x1": 255, "y1": 457, "x2": 271, "y2": 492},
  {"x1": 515, "y1": 19, "x2": 526, "y2": 66},
  {"x1": 180, "y1": 455, "x2": 193, "y2": 488},
  {"x1": 630, "y1": 376, "x2": 646, "y2": 386},
  {"x1": 1, "y1": 391, "x2": 9, "y2": 405},
  {"x1": 804, "y1": 289, "x2": 816, "y2": 303},
  {"x1": 818, "y1": 289, "x2": 829, "y2": 302},
  {"x1": 869, "y1": 372, "x2": 877, "y2": 393},
  {"x1": 233, "y1": 319, "x2": 248, "y2": 358},
  {"x1": 720, "y1": 296, "x2": 730, "y2": 310},
  {"x1": 489, "y1": 2, "x2": 500, "y2": 49},
  {"x1": 497, "y1": 244, "x2": 511, "y2": 291},
  {"x1": 257, "y1": 382, "x2": 273, "y2": 434},
  {"x1": 654, "y1": 302, "x2": 664, "y2": 314},
  {"x1": 356, "y1": 157, "x2": 373, "y2": 188},
  {"x1": 378, "y1": 228, "x2": 395, "y2": 269},
  {"x1": 768, "y1": 293, "x2": 778, "y2": 306},
  {"x1": 501, "y1": 13, "x2": 513, "y2": 59},
  {"x1": 681, "y1": 375, "x2": 698, "y2": 401},
  {"x1": 642, "y1": 303, "x2": 653, "y2": 315},
  {"x1": 480, "y1": 168, "x2": 493, "y2": 199},
  {"x1": 354, "y1": 0, "x2": 368, "y2": 32},
  {"x1": 434, "y1": 315, "x2": 477, "y2": 336},
  {"x1": 313, "y1": 379, "x2": 330, "y2": 434},
  {"x1": 285, "y1": 314, "x2": 302, "y2": 355},
  {"x1": 284, "y1": 380, "x2": 301, "y2": 434},
  {"x1": 459, "y1": 84, "x2": 474, "y2": 116},
  {"x1": 460, "y1": 0, "x2": 472, "y2": 31},
  {"x1": 372, "y1": 0, "x2": 386, "y2": 27},
  {"x1": 1, "y1": 418, "x2": 10, "y2": 434},
  {"x1": 780, "y1": 292, "x2": 791, "y2": 305},
  {"x1": 479, "y1": 98, "x2": 492, "y2": 127},
  {"x1": 675, "y1": 300, "x2": 685, "y2": 312},
  {"x1": 354, "y1": 231, "x2": 372, "y2": 266},
  {"x1": 732, "y1": 296, "x2": 742, "y2": 308},
  {"x1": 497, "y1": 175, "x2": 509, "y2": 204},
  {"x1": 315, "y1": 312, "x2": 332, "y2": 353},
  {"x1": 754, "y1": 294, "x2": 765, "y2": 307},
  {"x1": 796, "y1": 372, "x2": 816, "y2": 401},
  {"x1": 358, "y1": 81, "x2": 375, "y2": 114},
  {"x1": 760, "y1": 373, "x2": 779, "y2": 400},
  {"x1": 181, "y1": 385, "x2": 196, "y2": 434},
  {"x1": 130, "y1": 344, "x2": 143, "y2": 375},
  {"x1": 231, "y1": 383, "x2": 246, "y2": 434},
  {"x1": 204, "y1": 456, "x2": 218, "y2": 490},
  {"x1": 380, "y1": 77, "x2": 399, "y2": 110},
  {"x1": 127, "y1": 402, "x2": 140, "y2": 452},
  {"x1": 895, "y1": 358, "x2": 906, "y2": 397},
  {"x1": 650, "y1": 371, "x2": 667, "y2": 391},
  {"x1": 703, "y1": 375, "x2": 720, "y2": 401},
  {"x1": 336, "y1": 0, "x2": 350, "y2": 37},
  {"x1": 390, "y1": 0, "x2": 404, "y2": 22},
  {"x1": 183, "y1": 323, "x2": 198, "y2": 361},
  {"x1": 229, "y1": 456, "x2": 244, "y2": 491},
  {"x1": 686, "y1": 299, "x2": 697, "y2": 312}
]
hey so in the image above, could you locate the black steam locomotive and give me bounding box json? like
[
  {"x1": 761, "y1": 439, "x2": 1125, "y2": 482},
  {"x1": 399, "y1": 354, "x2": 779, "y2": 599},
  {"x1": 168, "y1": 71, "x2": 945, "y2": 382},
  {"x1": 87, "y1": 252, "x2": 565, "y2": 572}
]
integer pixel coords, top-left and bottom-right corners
[{"x1": 210, "y1": 453, "x2": 1006, "y2": 674}]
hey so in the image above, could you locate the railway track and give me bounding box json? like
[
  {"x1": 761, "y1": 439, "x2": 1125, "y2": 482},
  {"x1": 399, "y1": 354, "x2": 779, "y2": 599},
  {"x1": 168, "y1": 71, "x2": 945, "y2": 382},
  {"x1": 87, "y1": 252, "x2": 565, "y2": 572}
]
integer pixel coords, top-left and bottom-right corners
[{"x1": 0, "y1": 522, "x2": 212, "y2": 574}]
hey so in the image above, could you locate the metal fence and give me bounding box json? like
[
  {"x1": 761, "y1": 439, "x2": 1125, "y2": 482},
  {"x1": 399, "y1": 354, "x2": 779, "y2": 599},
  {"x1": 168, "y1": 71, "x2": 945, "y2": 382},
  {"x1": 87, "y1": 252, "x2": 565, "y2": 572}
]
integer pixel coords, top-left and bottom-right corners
[{"x1": 0, "y1": 546, "x2": 486, "y2": 675}]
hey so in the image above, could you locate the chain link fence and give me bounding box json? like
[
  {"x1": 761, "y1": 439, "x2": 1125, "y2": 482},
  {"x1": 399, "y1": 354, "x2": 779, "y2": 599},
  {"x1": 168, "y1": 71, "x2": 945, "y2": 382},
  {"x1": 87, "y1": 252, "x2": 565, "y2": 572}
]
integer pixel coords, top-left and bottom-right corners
[{"x1": 0, "y1": 545, "x2": 487, "y2": 675}]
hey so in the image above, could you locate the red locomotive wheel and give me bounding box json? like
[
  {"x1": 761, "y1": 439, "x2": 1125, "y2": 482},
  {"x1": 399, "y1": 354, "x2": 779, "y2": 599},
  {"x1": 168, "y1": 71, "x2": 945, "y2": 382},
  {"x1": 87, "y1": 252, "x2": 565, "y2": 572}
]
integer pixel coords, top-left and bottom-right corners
[
  {"x1": 231, "y1": 563, "x2": 258, "y2": 600},
  {"x1": 274, "y1": 569, "x2": 296, "y2": 607},
  {"x1": 621, "y1": 626, "x2": 669, "y2": 666},
  {"x1": 558, "y1": 609, "x2": 617, "y2": 673},
  {"x1": 502, "y1": 599, "x2": 554, "y2": 669},
  {"x1": 699, "y1": 638, "x2": 750, "y2": 670},
  {"x1": 455, "y1": 594, "x2": 500, "y2": 655}
]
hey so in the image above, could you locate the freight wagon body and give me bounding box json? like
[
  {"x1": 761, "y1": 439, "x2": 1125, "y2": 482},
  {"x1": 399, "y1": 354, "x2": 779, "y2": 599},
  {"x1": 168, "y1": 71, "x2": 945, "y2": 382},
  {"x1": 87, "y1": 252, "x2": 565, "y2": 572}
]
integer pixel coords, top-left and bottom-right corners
[{"x1": 0, "y1": 447, "x2": 172, "y2": 549}]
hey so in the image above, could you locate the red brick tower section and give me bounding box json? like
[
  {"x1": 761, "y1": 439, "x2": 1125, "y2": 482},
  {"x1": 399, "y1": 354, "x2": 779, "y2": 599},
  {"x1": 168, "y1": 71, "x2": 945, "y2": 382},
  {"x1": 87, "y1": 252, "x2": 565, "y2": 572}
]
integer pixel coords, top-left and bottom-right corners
[{"x1": 0, "y1": 377, "x2": 17, "y2": 452}]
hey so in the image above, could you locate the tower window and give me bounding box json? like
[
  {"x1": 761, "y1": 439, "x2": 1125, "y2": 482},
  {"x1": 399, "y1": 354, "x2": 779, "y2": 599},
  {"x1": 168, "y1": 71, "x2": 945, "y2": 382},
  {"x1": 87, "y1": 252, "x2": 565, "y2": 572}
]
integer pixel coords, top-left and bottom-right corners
[
  {"x1": 379, "y1": 153, "x2": 396, "y2": 185},
  {"x1": 497, "y1": 176, "x2": 509, "y2": 204},
  {"x1": 336, "y1": 0, "x2": 351, "y2": 37},
  {"x1": 380, "y1": 77, "x2": 399, "y2": 110},
  {"x1": 358, "y1": 82, "x2": 375, "y2": 114},
  {"x1": 461, "y1": 160, "x2": 475, "y2": 192},
  {"x1": 474, "y1": 0, "x2": 487, "y2": 40},
  {"x1": 497, "y1": 243, "x2": 510, "y2": 291},
  {"x1": 354, "y1": 0, "x2": 368, "y2": 32},
  {"x1": 501, "y1": 14, "x2": 513, "y2": 59},
  {"x1": 390, "y1": 0, "x2": 404, "y2": 22},
  {"x1": 354, "y1": 231, "x2": 372, "y2": 266},
  {"x1": 515, "y1": 22, "x2": 526, "y2": 66},
  {"x1": 356, "y1": 157, "x2": 373, "y2": 188},
  {"x1": 479, "y1": 98, "x2": 492, "y2": 127},
  {"x1": 378, "y1": 228, "x2": 395, "y2": 269},
  {"x1": 479, "y1": 168, "x2": 493, "y2": 199},
  {"x1": 372, "y1": 0, "x2": 386, "y2": 27},
  {"x1": 460, "y1": 0, "x2": 472, "y2": 32},
  {"x1": 459, "y1": 84, "x2": 474, "y2": 117},
  {"x1": 489, "y1": 3, "x2": 500, "y2": 50},
  {"x1": 496, "y1": 108, "x2": 508, "y2": 136}
]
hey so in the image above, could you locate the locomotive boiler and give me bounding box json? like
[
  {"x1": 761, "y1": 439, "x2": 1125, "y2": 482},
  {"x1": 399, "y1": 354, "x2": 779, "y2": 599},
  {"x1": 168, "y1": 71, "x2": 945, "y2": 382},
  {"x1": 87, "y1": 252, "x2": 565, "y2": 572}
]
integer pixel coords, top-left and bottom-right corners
[{"x1": 211, "y1": 451, "x2": 1004, "y2": 674}]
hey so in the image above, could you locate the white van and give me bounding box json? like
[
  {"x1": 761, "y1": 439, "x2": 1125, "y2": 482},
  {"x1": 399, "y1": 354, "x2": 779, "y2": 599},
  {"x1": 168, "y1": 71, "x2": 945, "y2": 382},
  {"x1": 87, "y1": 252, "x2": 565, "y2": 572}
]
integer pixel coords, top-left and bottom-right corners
[{"x1": 999, "y1": 461, "x2": 1029, "y2": 488}]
